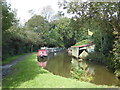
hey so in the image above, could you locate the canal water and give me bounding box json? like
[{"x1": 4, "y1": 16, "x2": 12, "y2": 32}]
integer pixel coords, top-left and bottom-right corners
[{"x1": 44, "y1": 50, "x2": 120, "y2": 86}]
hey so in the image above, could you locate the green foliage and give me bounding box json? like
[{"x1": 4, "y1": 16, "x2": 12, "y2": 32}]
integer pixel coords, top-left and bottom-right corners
[
  {"x1": 2, "y1": 0, "x2": 20, "y2": 59},
  {"x1": 2, "y1": 25, "x2": 40, "y2": 59},
  {"x1": 46, "y1": 28, "x2": 64, "y2": 47},
  {"x1": 71, "y1": 61, "x2": 93, "y2": 82},
  {"x1": 2, "y1": 12, "x2": 48, "y2": 59},
  {"x1": 74, "y1": 39, "x2": 92, "y2": 46},
  {"x1": 115, "y1": 69, "x2": 120, "y2": 78},
  {"x1": 25, "y1": 15, "x2": 49, "y2": 45},
  {"x1": 25, "y1": 15, "x2": 49, "y2": 33},
  {"x1": 60, "y1": 0, "x2": 120, "y2": 76},
  {"x1": 86, "y1": 52, "x2": 108, "y2": 65},
  {"x1": 112, "y1": 33, "x2": 120, "y2": 71},
  {"x1": 71, "y1": 66, "x2": 84, "y2": 80},
  {"x1": 47, "y1": 17, "x2": 76, "y2": 47},
  {"x1": 2, "y1": 0, "x2": 17, "y2": 31}
]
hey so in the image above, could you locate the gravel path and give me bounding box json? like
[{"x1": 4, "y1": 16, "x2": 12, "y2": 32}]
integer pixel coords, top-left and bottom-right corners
[{"x1": 0, "y1": 53, "x2": 32, "y2": 79}]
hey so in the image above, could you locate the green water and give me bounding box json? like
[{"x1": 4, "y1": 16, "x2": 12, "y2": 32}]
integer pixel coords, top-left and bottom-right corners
[
  {"x1": 46, "y1": 51, "x2": 71, "y2": 77},
  {"x1": 45, "y1": 51, "x2": 120, "y2": 86}
]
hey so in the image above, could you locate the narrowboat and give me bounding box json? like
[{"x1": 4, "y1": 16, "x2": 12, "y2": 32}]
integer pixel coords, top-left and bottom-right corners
[{"x1": 37, "y1": 49, "x2": 48, "y2": 61}]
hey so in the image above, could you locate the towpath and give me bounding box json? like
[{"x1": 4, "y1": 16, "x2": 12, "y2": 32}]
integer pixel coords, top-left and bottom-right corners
[{"x1": 0, "y1": 53, "x2": 32, "y2": 79}]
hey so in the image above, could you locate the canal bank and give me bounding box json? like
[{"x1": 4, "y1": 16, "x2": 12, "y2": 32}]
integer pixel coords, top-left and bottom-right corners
[{"x1": 2, "y1": 52, "x2": 119, "y2": 88}]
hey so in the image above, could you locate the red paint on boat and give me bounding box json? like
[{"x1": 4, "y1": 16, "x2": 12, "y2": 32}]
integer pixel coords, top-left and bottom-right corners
[
  {"x1": 38, "y1": 61, "x2": 47, "y2": 68},
  {"x1": 37, "y1": 49, "x2": 48, "y2": 56}
]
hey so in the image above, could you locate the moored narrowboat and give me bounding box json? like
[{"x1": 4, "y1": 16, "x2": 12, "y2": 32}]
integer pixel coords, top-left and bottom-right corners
[{"x1": 37, "y1": 49, "x2": 48, "y2": 61}]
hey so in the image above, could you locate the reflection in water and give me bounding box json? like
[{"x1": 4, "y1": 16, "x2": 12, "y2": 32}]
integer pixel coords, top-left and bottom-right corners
[
  {"x1": 86, "y1": 62, "x2": 120, "y2": 86},
  {"x1": 71, "y1": 57, "x2": 120, "y2": 86},
  {"x1": 38, "y1": 61, "x2": 47, "y2": 68},
  {"x1": 43, "y1": 51, "x2": 120, "y2": 86},
  {"x1": 37, "y1": 57, "x2": 48, "y2": 68},
  {"x1": 46, "y1": 51, "x2": 72, "y2": 77}
]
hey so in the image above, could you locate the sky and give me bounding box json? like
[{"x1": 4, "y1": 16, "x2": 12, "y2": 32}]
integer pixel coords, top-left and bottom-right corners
[
  {"x1": 6, "y1": 0, "x2": 118, "y2": 25},
  {"x1": 6, "y1": 0, "x2": 60, "y2": 24}
]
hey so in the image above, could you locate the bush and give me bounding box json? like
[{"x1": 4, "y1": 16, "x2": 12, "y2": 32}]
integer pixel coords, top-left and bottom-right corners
[
  {"x1": 114, "y1": 69, "x2": 120, "y2": 78},
  {"x1": 86, "y1": 52, "x2": 107, "y2": 64},
  {"x1": 71, "y1": 61, "x2": 93, "y2": 82}
]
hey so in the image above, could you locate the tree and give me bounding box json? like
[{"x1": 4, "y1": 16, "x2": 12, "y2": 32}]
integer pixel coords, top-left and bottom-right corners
[
  {"x1": 41, "y1": 5, "x2": 54, "y2": 22},
  {"x1": 2, "y1": 0, "x2": 18, "y2": 59},
  {"x1": 112, "y1": 2, "x2": 120, "y2": 76},
  {"x1": 48, "y1": 17, "x2": 76, "y2": 48},
  {"x1": 2, "y1": 0, "x2": 17, "y2": 31},
  {"x1": 2, "y1": 1, "x2": 46, "y2": 59},
  {"x1": 59, "y1": 0, "x2": 120, "y2": 75},
  {"x1": 25, "y1": 15, "x2": 49, "y2": 46}
]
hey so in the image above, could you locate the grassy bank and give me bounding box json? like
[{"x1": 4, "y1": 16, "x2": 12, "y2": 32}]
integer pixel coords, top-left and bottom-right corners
[
  {"x1": 2, "y1": 53, "x2": 28, "y2": 65},
  {"x1": 74, "y1": 39, "x2": 92, "y2": 46},
  {"x1": 2, "y1": 53, "x2": 117, "y2": 88}
]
